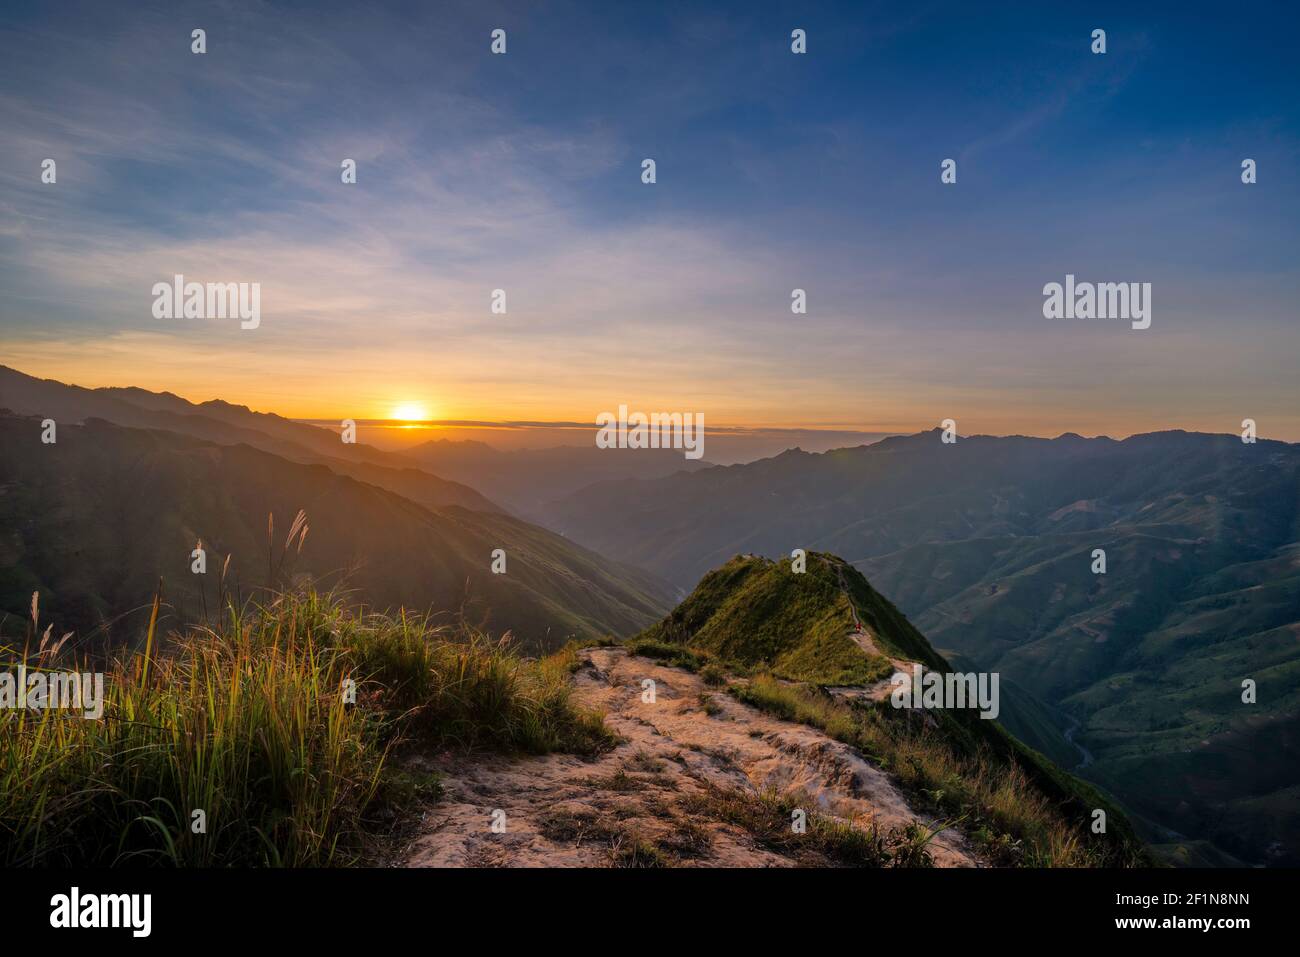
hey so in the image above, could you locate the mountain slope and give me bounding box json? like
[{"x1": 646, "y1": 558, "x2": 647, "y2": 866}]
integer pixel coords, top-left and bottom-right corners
[
  {"x1": 0, "y1": 414, "x2": 672, "y2": 650},
  {"x1": 542, "y1": 430, "x2": 1299, "y2": 589},
  {"x1": 0, "y1": 365, "x2": 502, "y2": 514},
  {"x1": 620, "y1": 552, "x2": 1146, "y2": 866},
  {"x1": 540, "y1": 430, "x2": 1300, "y2": 865},
  {"x1": 637, "y1": 552, "x2": 947, "y2": 685}
]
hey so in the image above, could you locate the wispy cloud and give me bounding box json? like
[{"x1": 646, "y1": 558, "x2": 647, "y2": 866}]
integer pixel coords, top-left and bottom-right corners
[{"x1": 2, "y1": 1, "x2": 1298, "y2": 437}]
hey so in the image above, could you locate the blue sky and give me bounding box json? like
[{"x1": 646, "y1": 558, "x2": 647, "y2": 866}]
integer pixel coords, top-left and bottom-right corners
[{"x1": 1, "y1": 0, "x2": 1297, "y2": 437}]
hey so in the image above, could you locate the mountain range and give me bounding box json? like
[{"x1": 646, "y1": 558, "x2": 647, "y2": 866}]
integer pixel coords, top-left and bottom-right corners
[
  {"x1": 536, "y1": 429, "x2": 1300, "y2": 866},
  {"x1": 0, "y1": 366, "x2": 673, "y2": 650},
  {"x1": 3, "y1": 363, "x2": 1294, "y2": 866},
  {"x1": 405, "y1": 438, "x2": 712, "y2": 520}
]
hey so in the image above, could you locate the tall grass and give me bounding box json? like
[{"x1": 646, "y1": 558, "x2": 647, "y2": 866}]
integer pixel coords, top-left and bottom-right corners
[
  {"x1": 0, "y1": 591, "x2": 613, "y2": 867},
  {"x1": 730, "y1": 674, "x2": 1144, "y2": 867}
]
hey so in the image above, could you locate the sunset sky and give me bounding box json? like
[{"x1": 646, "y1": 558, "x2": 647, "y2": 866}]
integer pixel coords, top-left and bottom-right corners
[{"x1": 2, "y1": 1, "x2": 1298, "y2": 439}]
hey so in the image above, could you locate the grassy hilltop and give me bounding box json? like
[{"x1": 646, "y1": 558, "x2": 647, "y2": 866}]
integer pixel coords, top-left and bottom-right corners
[{"x1": 629, "y1": 552, "x2": 1148, "y2": 867}]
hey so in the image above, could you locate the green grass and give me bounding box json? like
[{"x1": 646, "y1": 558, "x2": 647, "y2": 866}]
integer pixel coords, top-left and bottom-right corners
[
  {"x1": 699, "y1": 662, "x2": 728, "y2": 687},
  {"x1": 625, "y1": 750, "x2": 666, "y2": 773},
  {"x1": 535, "y1": 807, "x2": 692, "y2": 866},
  {"x1": 633, "y1": 554, "x2": 899, "y2": 685},
  {"x1": 582, "y1": 769, "x2": 647, "y2": 792},
  {"x1": 0, "y1": 590, "x2": 615, "y2": 867},
  {"x1": 729, "y1": 675, "x2": 1147, "y2": 867},
  {"x1": 697, "y1": 692, "x2": 724, "y2": 717},
  {"x1": 654, "y1": 818, "x2": 713, "y2": 859},
  {"x1": 627, "y1": 549, "x2": 1148, "y2": 867},
  {"x1": 623, "y1": 637, "x2": 714, "y2": 672}
]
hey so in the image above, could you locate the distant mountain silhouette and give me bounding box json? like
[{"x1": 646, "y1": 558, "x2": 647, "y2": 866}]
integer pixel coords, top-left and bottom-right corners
[
  {"x1": 0, "y1": 365, "x2": 502, "y2": 515},
  {"x1": 0, "y1": 410, "x2": 673, "y2": 653},
  {"x1": 407, "y1": 437, "x2": 711, "y2": 520}
]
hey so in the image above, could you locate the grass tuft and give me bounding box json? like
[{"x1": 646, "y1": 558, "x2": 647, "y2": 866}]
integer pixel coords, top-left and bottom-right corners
[
  {"x1": 683, "y1": 784, "x2": 933, "y2": 867},
  {"x1": 0, "y1": 590, "x2": 614, "y2": 867}
]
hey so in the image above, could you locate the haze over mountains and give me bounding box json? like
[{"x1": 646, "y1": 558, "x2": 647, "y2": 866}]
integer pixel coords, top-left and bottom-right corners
[
  {"x1": 0, "y1": 366, "x2": 673, "y2": 648},
  {"x1": 405, "y1": 438, "x2": 712, "y2": 520},
  {"x1": 3, "y1": 364, "x2": 1295, "y2": 866},
  {"x1": 540, "y1": 430, "x2": 1300, "y2": 866},
  {"x1": 0, "y1": 365, "x2": 717, "y2": 523},
  {"x1": 0, "y1": 366, "x2": 501, "y2": 514}
]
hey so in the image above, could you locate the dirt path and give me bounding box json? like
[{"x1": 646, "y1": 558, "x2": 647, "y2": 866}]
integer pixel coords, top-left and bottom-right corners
[
  {"x1": 399, "y1": 647, "x2": 978, "y2": 868},
  {"x1": 824, "y1": 558, "x2": 913, "y2": 704}
]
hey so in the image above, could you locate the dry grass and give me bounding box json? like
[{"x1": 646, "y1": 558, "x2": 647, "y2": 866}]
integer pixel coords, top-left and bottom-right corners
[
  {"x1": 683, "y1": 783, "x2": 935, "y2": 867},
  {"x1": 730, "y1": 674, "x2": 1139, "y2": 867}
]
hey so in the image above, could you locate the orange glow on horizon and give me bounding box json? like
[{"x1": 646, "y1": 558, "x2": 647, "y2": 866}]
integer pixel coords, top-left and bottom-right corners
[
  {"x1": 390, "y1": 402, "x2": 431, "y2": 422},
  {"x1": 3, "y1": 348, "x2": 1299, "y2": 443}
]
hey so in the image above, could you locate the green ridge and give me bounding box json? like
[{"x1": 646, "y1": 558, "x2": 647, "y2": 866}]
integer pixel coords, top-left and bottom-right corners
[
  {"x1": 634, "y1": 551, "x2": 1149, "y2": 866},
  {"x1": 637, "y1": 553, "x2": 896, "y2": 685}
]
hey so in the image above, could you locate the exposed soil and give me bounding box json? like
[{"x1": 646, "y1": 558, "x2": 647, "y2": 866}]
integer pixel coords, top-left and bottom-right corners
[{"x1": 399, "y1": 647, "x2": 978, "y2": 868}]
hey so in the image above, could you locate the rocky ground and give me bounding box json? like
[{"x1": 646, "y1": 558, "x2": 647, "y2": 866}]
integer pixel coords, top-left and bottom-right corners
[{"x1": 399, "y1": 647, "x2": 977, "y2": 868}]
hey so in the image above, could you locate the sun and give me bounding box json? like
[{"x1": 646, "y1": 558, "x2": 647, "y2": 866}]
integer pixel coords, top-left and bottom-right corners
[{"x1": 390, "y1": 402, "x2": 430, "y2": 422}]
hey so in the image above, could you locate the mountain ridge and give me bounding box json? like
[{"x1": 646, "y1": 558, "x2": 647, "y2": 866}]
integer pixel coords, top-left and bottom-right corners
[
  {"x1": 538, "y1": 430, "x2": 1300, "y2": 865},
  {"x1": 619, "y1": 550, "x2": 1147, "y2": 867},
  {"x1": 0, "y1": 412, "x2": 673, "y2": 651},
  {"x1": 0, "y1": 365, "x2": 504, "y2": 515}
]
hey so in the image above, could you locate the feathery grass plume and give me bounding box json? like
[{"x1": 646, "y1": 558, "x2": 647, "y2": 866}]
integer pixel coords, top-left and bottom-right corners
[
  {"x1": 219, "y1": 552, "x2": 232, "y2": 611},
  {"x1": 27, "y1": 591, "x2": 38, "y2": 650},
  {"x1": 35, "y1": 631, "x2": 74, "y2": 666},
  {"x1": 265, "y1": 509, "x2": 311, "y2": 586},
  {"x1": 285, "y1": 509, "x2": 308, "y2": 553}
]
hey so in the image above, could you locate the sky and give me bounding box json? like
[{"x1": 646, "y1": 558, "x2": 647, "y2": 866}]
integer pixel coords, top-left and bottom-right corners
[{"x1": 2, "y1": 0, "x2": 1298, "y2": 440}]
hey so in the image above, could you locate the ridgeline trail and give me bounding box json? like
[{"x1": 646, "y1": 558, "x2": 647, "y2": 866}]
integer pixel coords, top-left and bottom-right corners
[{"x1": 399, "y1": 646, "x2": 978, "y2": 868}]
